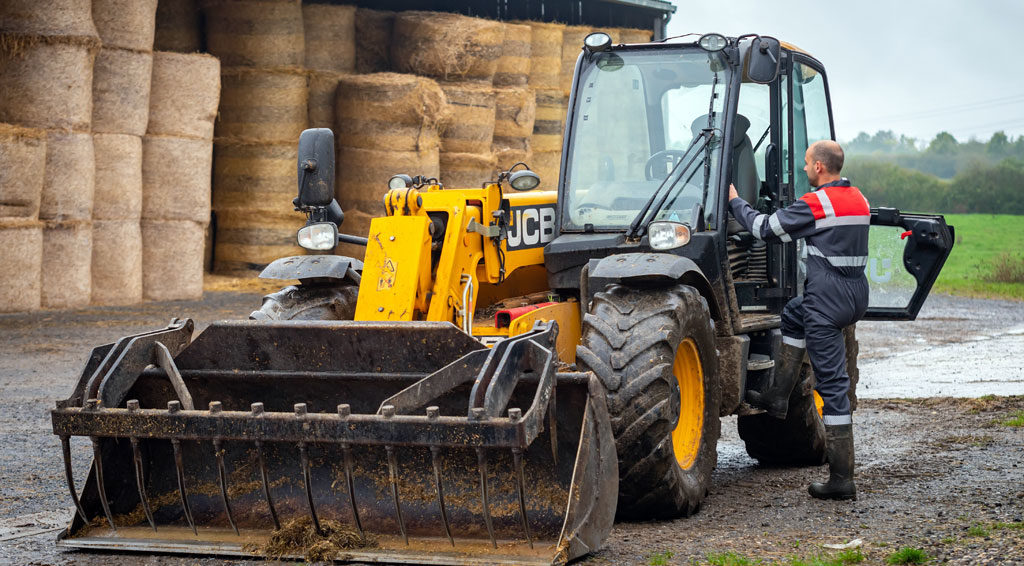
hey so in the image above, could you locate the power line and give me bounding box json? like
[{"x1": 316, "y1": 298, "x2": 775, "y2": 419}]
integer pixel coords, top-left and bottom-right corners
[{"x1": 859, "y1": 93, "x2": 1024, "y2": 123}]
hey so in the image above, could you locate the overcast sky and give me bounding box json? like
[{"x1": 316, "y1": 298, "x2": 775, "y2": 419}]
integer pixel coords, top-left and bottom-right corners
[{"x1": 664, "y1": 0, "x2": 1024, "y2": 146}]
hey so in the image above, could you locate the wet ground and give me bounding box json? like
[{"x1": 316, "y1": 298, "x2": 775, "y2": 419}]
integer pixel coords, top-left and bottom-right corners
[{"x1": 0, "y1": 293, "x2": 1021, "y2": 565}]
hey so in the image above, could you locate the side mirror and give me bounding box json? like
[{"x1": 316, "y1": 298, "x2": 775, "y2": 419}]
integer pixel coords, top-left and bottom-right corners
[
  {"x1": 296, "y1": 128, "x2": 335, "y2": 207},
  {"x1": 745, "y1": 36, "x2": 781, "y2": 84}
]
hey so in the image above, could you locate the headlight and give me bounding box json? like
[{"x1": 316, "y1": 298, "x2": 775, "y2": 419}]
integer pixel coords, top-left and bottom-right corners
[
  {"x1": 648, "y1": 221, "x2": 691, "y2": 250},
  {"x1": 699, "y1": 33, "x2": 728, "y2": 52},
  {"x1": 297, "y1": 222, "x2": 338, "y2": 251}
]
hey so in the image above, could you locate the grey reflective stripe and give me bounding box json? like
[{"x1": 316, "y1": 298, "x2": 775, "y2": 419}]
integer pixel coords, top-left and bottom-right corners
[
  {"x1": 816, "y1": 189, "x2": 836, "y2": 218},
  {"x1": 823, "y1": 414, "x2": 852, "y2": 425},
  {"x1": 767, "y1": 213, "x2": 792, "y2": 242},
  {"x1": 816, "y1": 215, "x2": 870, "y2": 229},
  {"x1": 806, "y1": 245, "x2": 868, "y2": 267},
  {"x1": 751, "y1": 214, "x2": 767, "y2": 239},
  {"x1": 782, "y1": 335, "x2": 806, "y2": 348}
]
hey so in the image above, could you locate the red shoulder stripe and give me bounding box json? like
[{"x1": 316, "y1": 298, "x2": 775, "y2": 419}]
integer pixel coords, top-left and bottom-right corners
[
  {"x1": 800, "y1": 192, "x2": 826, "y2": 220},
  {"x1": 824, "y1": 186, "x2": 870, "y2": 217}
]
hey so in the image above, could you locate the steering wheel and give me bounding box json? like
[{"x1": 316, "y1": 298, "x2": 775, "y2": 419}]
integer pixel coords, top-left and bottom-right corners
[{"x1": 645, "y1": 149, "x2": 689, "y2": 181}]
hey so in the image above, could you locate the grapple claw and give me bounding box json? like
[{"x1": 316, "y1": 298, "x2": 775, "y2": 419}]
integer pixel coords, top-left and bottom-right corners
[
  {"x1": 171, "y1": 438, "x2": 197, "y2": 535},
  {"x1": 429, "y1": 442, "x2": 454, "y2": 546},
  {"x1": 214, "y1": 438, "x2": 239, "y2": 535},
  {"x1": 385, "y1": 445, "x2": 408, "y2": 545},
  {"x1": 60, "y1": 436, "x2": 88, "y2": 525},
  {"x1": 476, "y1": 447, "x2": 497, "y2": 549},
  {"x1": 90, "y1": 436, "x2": 116, "y2": 533}
]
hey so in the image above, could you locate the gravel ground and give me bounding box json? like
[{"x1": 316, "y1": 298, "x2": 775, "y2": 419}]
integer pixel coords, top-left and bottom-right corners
[{"x1": 0, "y1": 292, "x2": 1021, "y2": 565}]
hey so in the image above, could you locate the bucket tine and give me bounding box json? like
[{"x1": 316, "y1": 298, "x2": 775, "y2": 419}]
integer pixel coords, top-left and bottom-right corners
[
  {"x1": 509, "y1": 407, "x2": 534, "y2": 549},
  {"x1": 427, "y1": 407, "x2": 454, "y2": 546},
  {"x1": 385, "y1": 444, "x2": 408, "y2": 545},
  {"x1": 130, "y1": 436, "x2": 156, "y2": 532},
  {"x1": 296, "y1": 405, "x2": 323, "y2": 536},
  {"x1": 253, "y1": 403, "x2": 280, "y2": 530},
  {"x1": 548, "y1": 386, "x2": 559, "y2": 465},
  {"x1": 341, "y1": 441, "x2": 363, "y2": 536},
  {"x1": 171, "y1": 438, "x2": 196, "y2": 535},
  {"x1": 475, "y1": 446, "x2": 497, "y2": 549},
  {"x1": 90, "y1": 435, "x2": 117, "y2": 533},
  {"x1": 213, "y1": 440, "x2": 239, "y2": 535},
  {"x1": 60, "y1": 435, "x2": 89, "y2": 524}
]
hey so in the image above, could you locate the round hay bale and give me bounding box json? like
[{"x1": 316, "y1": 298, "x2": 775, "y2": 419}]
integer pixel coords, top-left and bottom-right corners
[
  {"x1": 0, "y1": 218, "x2": 42, "y2": 311},
  {"x1": 560, "y1": 25, "x2": 592, "y2": 95},
  {"x1": 307, "y1": 70, "x2": 345, "y2": 130},
  {"x1": 154, "y1": 0, "x2": 201, "y2": 53},
  {"x1": 41, "y1": 219, "x2": 92, "y2": 309},
  {"x1": 0, "y1": 123, "x2": 46, "y2": 219},
  {"x1": 354, "y1": 8, "x2": 393, "y2": 73},
  {"x1": 531, "y1": 150, "x2": 561, "y2": 191},
  {"x1": 213, "y1": 208, "x2": 303, "y2": 276},
  {"x1": 391, "y1": 11, "x2": 503, "y2": 82},
  {"x1": 93, "y1": 133, "x2": 142, "y2": 220},
  {"x1": 336, "y1": 146, "x2": 439, "y2": 214},
  {"x1": 41, "y1": 130, "x2": 94, "y2": 221},
  {"x1": 92, "y1": 0, "x2": 157, "y2": 52},
  {"x1": 440, "y1": 152, "x2": 497, "y2": 189},
  {"x1": 523, "y1": 21, "x2": 563, "y2": 90},
  {"x1": 203, "y1": 0, "x2": 304, "y2": 68},
  {"x1": 212, "y1": 139, "x2": 295, "y2": 213},
  {"x1": 141, "y1": 135, "x2": 212, "y2": 222},
  {"x1": 336, "y1": 207, "x2": 373, "y2": 261},
  {"x1": 0, "y1": 35, "x2": 98, "y2": 131},
  {"x1": 618, "y1": 28, "x2": 652, "y2": 44},
  {"x1": 494, "y1": 22, "x2": 531, "y2": 87},
  {"x1": 0, "y1": 0, "x2": 98, "y2": 38},
  {"x1": 141, "y1": 218, "x2": 205, "y2": 300},
  {"x1": 216, "y1": 67, "x2": 308, "y2": 143},
  {"x1": 439, "y1": 82, "x2": 495, "y2": 154},
  {"x1": 494, "y1": 87, "x2": 536, "y2": 139},
  {"x1": 531, "y1": 89, "x2": 567, "y2": 153},
  {"x1": 303, "y1": 3, "x2": 355, "y2": 73},
  {"x1": 492, "y1": 136, "x2": 532, "y2": 180},
  {"x1": 334, "y1": 73, "x2": 447, "y2": 152},
  {"x1": 147, "y1": 52, "x2": 220, "y2": 139},
  {"x1": 92, "y1": 47, "x2": 153, "y2": 135},
  {"x1": 91, "y1": 219, "x2": 142, "y2": 305}
]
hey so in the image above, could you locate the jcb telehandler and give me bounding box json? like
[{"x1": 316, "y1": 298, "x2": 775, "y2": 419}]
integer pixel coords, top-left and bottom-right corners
[{"x1": 52, "y1": 32, "x2": 953, "y2": 564}]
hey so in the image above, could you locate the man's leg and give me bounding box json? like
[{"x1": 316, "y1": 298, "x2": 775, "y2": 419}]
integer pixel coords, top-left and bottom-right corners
[
  {"x1": 746, "y1": 296, "x2": 807, "y2": 418},
  {"x1": 804, "y1": 315, "x2": 856, "y2": 500}
]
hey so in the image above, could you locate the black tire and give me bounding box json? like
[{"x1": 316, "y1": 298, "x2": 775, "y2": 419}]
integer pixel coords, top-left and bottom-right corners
[
  {"x1": 737, "y1": 324, "x2": 860, "y2": 466},
  {"x1": 249, "y1": 283, "x2": 358, "y2": 321},
  {"x1": 576, "y1": 283, "x2": 721, "y2": 520}
]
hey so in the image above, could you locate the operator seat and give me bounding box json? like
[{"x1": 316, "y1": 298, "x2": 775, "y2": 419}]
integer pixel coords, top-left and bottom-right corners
[{"x1": 691, "y1": 114, "x2": 760, "y2": 234}]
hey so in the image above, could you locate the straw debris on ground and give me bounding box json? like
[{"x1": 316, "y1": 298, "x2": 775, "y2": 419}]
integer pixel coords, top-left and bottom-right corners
[{"x1": 256, "y1": 516, "x2": 377, "y2": 562}]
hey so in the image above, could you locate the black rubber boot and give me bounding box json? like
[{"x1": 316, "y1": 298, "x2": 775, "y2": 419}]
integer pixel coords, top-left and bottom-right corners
[
  {"x1": 746, "y1": 342, "x2": 804, "y2": 419},
  {"x1": 809, "y1": 423, "x2": 856, "y2": 500}
]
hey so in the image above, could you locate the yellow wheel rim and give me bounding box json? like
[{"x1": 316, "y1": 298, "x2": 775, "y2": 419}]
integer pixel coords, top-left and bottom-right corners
[
  {"x1": 813, "y1": 390, "x2": 824, "y2": 417},
  {"x1": 671, "y1": 338, "x2": 704, "y2": 470}
]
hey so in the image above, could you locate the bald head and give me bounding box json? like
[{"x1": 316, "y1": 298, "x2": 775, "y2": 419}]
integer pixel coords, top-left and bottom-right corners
[{"x1": 809, "y1": 140, "x2": 844, "y2": 174}]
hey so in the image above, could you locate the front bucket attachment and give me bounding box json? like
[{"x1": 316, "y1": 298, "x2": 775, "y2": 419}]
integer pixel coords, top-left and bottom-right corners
[{"x1": 52, "y1": 319, "x2": 617, "y2": 564}]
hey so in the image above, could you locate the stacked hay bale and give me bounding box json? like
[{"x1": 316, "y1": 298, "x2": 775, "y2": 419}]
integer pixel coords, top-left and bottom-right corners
[
  {"x1": 89, "y1": 0, "x2": 157, "y2": 306},
  {"x1": 0, "y1": 0, "x2": 100, "y2": 309},
  {"x1": 0, "y1": 124, "x2": 46, "y2": 311},
  {"x1": 354, "y1": 8, "x2": 394, "y2": 73},
  {"x1": 490, "y1": 22, "x2": 534, "y2": 184},
  {"x1": 303, "y1": 3, "x2": 356, "y2": 129},
  {"x1": 526, "y1": 22, "x2": 567, "y2": 191},
  {"x1": 332, "y1": 73, "x2": 448, "y2": 259},
  {"x1": 143, "y1": 51, "x2": 220, "y2": 300},
  {"x1": 154, "y1": 0, "x2": 202, "y2": 53},
  {"x1": 203, "y1": 0, "x2": 308, "y2": 275}
]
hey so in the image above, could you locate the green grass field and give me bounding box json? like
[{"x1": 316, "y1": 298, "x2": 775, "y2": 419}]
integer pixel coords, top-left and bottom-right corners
[{"x1": 931, "y1": 214, "x2": 1024, "y2": 300}]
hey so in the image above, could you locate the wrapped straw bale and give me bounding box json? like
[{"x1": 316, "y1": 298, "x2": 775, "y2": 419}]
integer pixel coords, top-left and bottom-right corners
[
  {"x1": 494, "y1": 23, "x2": 531, "y2": 87},
  {"x1": 532, "y1": 89, "x2": 567, "y2": 153},
  {"x1": 41, "y1": 130, "x2": 94, "y2": 221},
  {"x1": 213, "y1": 209, "x2": 303, "y2": 275},
  {"x1": 391, "y1": 12, "x2": 503, "y2": 82},
  {"x1": 334, "y1": 73, "x2": 447, "y2": 152},
  {"x1": 91, "y1": 219, "x2": 142, "y2": 305},
  {"x1": 154, "y1": 0, "x2": 201, "y2": 53},
  {"x1": 203, "y1": 0, "x2": 305, "y2": 68},
  {"x1": 0, "y1": 124, "x2": 46, "y2": 219},
  {"x1": 141, "y1": 135, "x2": 212, "y2": 222},
  {"x1": 440, "y1": 152, "x2": 497, "y2": 189},
  {"x1": 355, "y1": 8, "x2": 394, "y2": 74},
  {"x1": 41, "y1": 219, "x2": 92, "y2": 309},
  {"x1": 216, "y1": 67, "x2": 308, "y2": 143},
  {"x1": 618, "y1": 28, "x2": 653, "y2": 44},
  {"x1": 147, "y1": 52, "x2": 220, "y2": 139},
  {"x1": 303, "y1": 3, "x2": 356, "y2": 73},
  {"x1": 93, "y1": 134, "x2": 142, "y2": 221},
  {"x1": 0, "y1": 0, "x2": 98, "y2": 38},
  {"x1": 212, "y1": 139, "x2": 295, "y2": 213},
  {"x1": 141, "y1": 219, "x2": 205, "y2": 300},
  {"x1": 494, "y1": 87, "x2": 536, "y2": 139},
  {"x1": 92, "y1": 0, "x2": 158, "y2": 52},
  {"x1": 0, "y1": 35, "x2": 99, "y2": 131},
  {"x1": 531, "y1": 150, "x2": 561, "y2": 191},
  {"x1": 336, "y1": 146, "x2": 439, "y2": 215},
  {"x1": 492, "y1": 137, "x2": 532, "y2": 178},
  {"x1": 0, "y1": 218, "x2": 42, "y2": 311},
  {"x1": 525, "y1": 21, "x2": 563, "y2": 90},
  {"x1": 307, "y1": 71, "x2": 345, "y2": 130},
  {"x1": 92, "y1": 47, "x2": 153, "y2": 135},
  {"x1": 560, "y1": 25, "x2": 593, "y2": 95},
  {"x1": 439, "y1": 82, "x2": 495, "y2": 154}
]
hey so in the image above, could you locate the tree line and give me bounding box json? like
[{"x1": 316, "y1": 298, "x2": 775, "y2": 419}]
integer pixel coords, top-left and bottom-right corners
[{"x1": 842, "y1": 130, "x2": 1024, "y2": 214}]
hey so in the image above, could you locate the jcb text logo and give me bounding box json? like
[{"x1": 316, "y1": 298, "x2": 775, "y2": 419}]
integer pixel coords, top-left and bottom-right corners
[{"x1": 507, "y1": 205, "x2": 557, "y2": 251}]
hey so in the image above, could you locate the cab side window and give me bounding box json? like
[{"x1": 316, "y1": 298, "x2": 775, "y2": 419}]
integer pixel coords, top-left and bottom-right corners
[{"x1": 790, "y1": 60, "x2": 833, "y2": 198}]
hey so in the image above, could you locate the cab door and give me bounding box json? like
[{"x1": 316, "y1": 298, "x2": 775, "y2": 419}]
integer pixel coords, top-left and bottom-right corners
[{"x1": 863, "y1": 208, "x2": 954, "y2": 320}]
